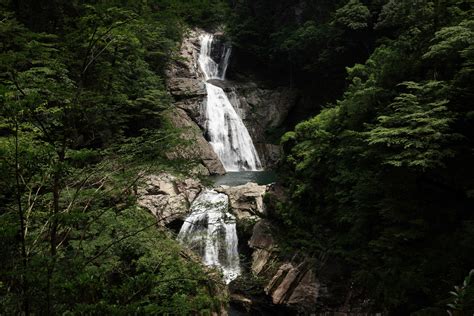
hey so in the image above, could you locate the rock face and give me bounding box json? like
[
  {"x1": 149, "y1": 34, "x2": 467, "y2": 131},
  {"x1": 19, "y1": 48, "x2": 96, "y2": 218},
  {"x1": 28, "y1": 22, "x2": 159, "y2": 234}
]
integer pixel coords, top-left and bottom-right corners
[
  {"x1": 245, "y1": 219, "x2": 321, "y2": 313},
  {"x1": 264, "y1": 262, "x2": 320, "y2": 311},
  {"x1": 161, "y1": 27, "x2": 352, "y2": 314},
  {"x1": 168, "y1": 77, "x2": 206, "y2": 99},
  {"x1": 248, "y1": 220, "x2": 274, "y2": 275},
  {"x1": 166, "y1": 29, "x2": 202, "y2": 80},
  {"x1": 137, "y1": 173, "x2": 202, "y2": 225},
  {"x1": 226, "y1": 81, "x2": 298, "y2": 168},
  {"x1": 215, "y1": 182, "x2": 268, "y2": 220},
  {"x1": 167, "y1": 28, "x2": 298, "y2": 170},
  {"x1": 213, "y1": 182, "x2": 320, "y2": 313},
  {"x1": 166, "y1": 29, "x2": 225, "y2": 175},
  {"x1": 165, "y1": 108, "x2": 225, "y2": 175}
]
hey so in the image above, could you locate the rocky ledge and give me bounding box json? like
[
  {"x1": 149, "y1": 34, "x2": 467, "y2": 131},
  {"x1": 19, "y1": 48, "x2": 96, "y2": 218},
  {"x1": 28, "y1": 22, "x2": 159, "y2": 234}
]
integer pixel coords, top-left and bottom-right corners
[
  {"x1": 137, "y1": 173, "x2": 202, "y2": 226},
  {"x1": 137, "y1": 173, "x2": 325, "y2": 314},
  {"x1": 138, "y1": 173, "x2": 381, "y2": 315}
]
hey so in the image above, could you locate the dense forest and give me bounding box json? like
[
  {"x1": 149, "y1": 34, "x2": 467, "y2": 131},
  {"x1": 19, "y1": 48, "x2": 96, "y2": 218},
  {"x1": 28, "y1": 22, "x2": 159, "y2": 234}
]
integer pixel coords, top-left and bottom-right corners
[
  {"x1": 226, "y1": 0, "x2": 474, "y2": 314},
  {"x1": 0, "y1": 0, "x2": 228, "y2": 314},
  {"x1": 1, "y1": 0, "x2": 473, "y2": 315}
]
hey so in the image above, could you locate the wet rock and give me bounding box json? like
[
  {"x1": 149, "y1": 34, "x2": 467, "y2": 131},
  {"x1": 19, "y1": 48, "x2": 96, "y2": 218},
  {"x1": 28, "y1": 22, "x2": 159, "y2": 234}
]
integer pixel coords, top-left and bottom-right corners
[
  {"x1": 168, "y1": 27, "x2": 299, "y2": 170},
  {"x1": 206, "y1": 78, "x2": 233, "y2": 91}
]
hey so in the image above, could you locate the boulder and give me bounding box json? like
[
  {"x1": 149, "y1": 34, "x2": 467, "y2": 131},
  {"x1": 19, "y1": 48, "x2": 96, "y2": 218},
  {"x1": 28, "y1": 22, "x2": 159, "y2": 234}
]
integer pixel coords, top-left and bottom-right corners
[
  {"x1": 245, "y1": 218, "x2": 323, "y2": 313},
  {"x1": 265, "y1": 263, "x2": 301, "y2": 304},
  {"x1": 287, "y1": 269, "x2": 320, "y2": 308},
  {"x1": 215, "y1": 182, "x2": 268, "y2": 220},
  {"x1": 249, "y1": 220, "x2": 274, "y2": 250},
  {"x1": 250, "y1": 249, "x2": 273, "y2": 276},
  {"x1": 248, "y1": 220, "x2": 275, "y2": 275},
  {"x1": 137, "y1": 173, "x2": 203, "y2": 225}
]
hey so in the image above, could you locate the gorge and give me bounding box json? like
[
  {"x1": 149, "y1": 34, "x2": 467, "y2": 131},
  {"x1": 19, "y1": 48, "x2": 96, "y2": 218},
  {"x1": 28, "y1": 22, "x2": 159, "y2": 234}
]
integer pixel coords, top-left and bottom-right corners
[
  {"x1": 2, "y1": 1, "x2": 473, "y2": 315},
  {"x1": 164, "y1": 29, "x2": 322, "y2": 314}
]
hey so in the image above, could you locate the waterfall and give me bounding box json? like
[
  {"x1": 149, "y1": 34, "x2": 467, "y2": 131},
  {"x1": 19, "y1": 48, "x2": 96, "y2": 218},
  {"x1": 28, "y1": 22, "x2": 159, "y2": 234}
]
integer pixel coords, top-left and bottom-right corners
[
  {"x1": 198, "y1": 34, "x2": 262, "y2": 171},
  {"x1": 178, "y1": 190, "x2": 241, "y2": 283},
  {"x1": 177, "y1": 33, "x2": 264, "y2": 285}
]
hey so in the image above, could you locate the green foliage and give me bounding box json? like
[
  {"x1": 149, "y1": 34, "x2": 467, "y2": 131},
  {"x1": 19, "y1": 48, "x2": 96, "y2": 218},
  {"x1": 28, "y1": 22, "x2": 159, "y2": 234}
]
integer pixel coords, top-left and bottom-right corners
[
  {"x1": 272, "y1": 0, "x2": 474, "y2": 313},
  {"x1": 447, "y1": 270, "x2": 474, "y2": 315},
  {"x1": 156, "y1": 0, "x2": 229, "y2": 28},
  {"x1": 226, "y1": 0, "x2": 376, "y2": 109},
  {"x1": 333, "y1": 0, "x2": 371, "y2": 31},
  {"x1": 0, "y1": 1, "x2": 228, "y2": 314},
  {"x1": 366, "y1": 81, "x2": 459, "y2": 170}
]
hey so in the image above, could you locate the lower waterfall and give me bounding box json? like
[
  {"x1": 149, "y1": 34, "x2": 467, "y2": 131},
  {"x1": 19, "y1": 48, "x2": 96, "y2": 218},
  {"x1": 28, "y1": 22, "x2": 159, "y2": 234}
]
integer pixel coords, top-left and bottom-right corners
[{"x1": 177, "y1": 190, "x2": 241, "y2": 283}]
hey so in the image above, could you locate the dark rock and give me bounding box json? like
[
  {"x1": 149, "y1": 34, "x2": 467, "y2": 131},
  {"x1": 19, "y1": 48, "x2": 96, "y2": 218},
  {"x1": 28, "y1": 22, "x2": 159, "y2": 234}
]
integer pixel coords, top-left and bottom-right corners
[
  {"x1": 168, "y1": 77, "x2": 206, "y2": 99},
  {"x1": 165, "y1": 108, "x2": 225, "y2": 175},
  {"x1": 207, "y1": 79, "x2": 233, "y2": 91}
]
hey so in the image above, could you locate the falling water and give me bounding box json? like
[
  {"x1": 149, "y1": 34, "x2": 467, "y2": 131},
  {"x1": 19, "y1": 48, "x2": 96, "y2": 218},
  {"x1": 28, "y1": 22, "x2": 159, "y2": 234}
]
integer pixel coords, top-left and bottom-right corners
[
  {"x1": 177, "y1": 33, "x2": 264, "y2": 284},
  {"x1": 178, "y1": 190, "x2": 241, "y2": 283},
  {"x1": 198, "y1": 34, "x2": 262, "y2": 171}
]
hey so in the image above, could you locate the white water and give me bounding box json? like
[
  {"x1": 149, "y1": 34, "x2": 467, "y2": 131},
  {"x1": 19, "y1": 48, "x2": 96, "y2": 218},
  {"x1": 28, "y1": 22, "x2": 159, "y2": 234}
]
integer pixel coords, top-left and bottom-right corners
[
  {"x1": 177, "y1": 33, "x2": 264, "y2": 284},
  {"x1": 198, "y1": 34, "x2": 262, "y2": 171},
  {"x1": 177, "y1": 190, "x2": 241, "y2": 283}
]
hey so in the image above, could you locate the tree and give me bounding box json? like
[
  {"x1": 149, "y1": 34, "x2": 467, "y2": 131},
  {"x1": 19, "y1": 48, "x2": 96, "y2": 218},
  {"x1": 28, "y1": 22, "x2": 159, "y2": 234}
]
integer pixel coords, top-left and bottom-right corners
[{"x1": 0, "y1": 1, "x2": 228, "y2": 313}]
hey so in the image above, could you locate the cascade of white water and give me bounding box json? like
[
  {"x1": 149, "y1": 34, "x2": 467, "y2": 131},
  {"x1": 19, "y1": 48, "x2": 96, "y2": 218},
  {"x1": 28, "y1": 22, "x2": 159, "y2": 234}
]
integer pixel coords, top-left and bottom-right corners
[
  {"x1": 198, "y1": 34, "x2": 262, "y2": 171},
  {"x1": 177, "y1": 33, "x2": 264, "y2": 285},
  {"x1": 177, "y1": 190, "x2": 241, "y2": 283}
]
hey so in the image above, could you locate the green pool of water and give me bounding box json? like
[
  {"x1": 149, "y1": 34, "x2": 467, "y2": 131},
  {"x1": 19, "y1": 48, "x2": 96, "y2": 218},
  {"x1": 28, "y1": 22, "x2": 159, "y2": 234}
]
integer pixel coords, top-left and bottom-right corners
[{"x1": 210, "y1": 171, "x2": 278, "y2": 187}]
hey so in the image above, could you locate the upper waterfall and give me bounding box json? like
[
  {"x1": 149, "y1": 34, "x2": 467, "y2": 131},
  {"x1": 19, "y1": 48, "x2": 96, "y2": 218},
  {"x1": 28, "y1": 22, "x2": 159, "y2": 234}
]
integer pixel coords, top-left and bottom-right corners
[
  {"x1": 198, "y1": 33, "x2": 231, "y2": 80},
  {"x1": 198, "y1": 33, "x2": 262, "y2": 171}
]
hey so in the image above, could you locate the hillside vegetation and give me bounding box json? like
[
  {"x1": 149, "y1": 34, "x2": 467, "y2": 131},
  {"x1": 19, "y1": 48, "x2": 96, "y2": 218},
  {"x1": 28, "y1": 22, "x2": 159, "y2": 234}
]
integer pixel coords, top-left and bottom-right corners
[
  {"x1": 0, "y1": 0, "x2": 228, "y2": 314},
  {"x1": 228, "y1": 0, "x2": 474, "y2": 314}
]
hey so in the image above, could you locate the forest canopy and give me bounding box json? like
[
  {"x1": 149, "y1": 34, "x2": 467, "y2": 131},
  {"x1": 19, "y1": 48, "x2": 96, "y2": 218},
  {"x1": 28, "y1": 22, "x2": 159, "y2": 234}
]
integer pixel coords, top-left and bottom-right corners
[
  {"x1": 227, "y1": 0, "x2": 474, "y2": 314},
  {"x1": 1, "y1": 0, "x2": 473, "y2": 315},
  {"x1": 0, "y1": 0, "x2": 229, "y2": 314}
]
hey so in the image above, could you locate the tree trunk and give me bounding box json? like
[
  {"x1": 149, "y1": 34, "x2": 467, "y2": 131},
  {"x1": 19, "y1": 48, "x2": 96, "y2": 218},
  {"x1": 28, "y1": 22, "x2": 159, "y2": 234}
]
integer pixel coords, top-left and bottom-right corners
[{"x1": 15, "y1": 119, "x2": 30, "y2": 315}]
